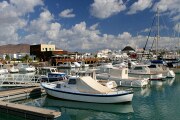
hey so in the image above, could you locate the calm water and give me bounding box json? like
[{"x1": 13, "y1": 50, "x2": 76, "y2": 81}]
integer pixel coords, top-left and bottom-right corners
[{"x1": 1, "y1": 71, "x2": 180, "y2": 120}]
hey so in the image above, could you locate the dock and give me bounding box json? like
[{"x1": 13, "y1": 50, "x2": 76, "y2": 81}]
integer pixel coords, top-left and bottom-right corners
[
  {"x1": 0, "y1": 87, "x2": 61, "y2": 119},
  {"x1": 0, "y1": 101, "x2": 61, "y2": 120},
  {"x1": 0, "y1": 86, "x2": 45, "y2": 101}
]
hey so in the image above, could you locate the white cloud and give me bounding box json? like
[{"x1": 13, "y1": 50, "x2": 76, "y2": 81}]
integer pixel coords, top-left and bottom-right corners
[
  {"x1": 46, "y1": 23, "x2": 61, "y2": 40},
  {"x1": 174, "y1": 23, "x2": 180, "y2": 33},
  {"x1": 90, "y1": 0, "x2": 126, "y2": 19},
  {"x1": 153, "y1": 0, "x2": 180, "y2": 21},
  {"x1": 0, "y1": 0, "x2": 43, "y2": 45},
  {"x1": 118, "y1": 32, "x2": 132, "y2": 39},
  {"x1": 59, "y1": 9, "x2": 75, "y2": 18},
  {"x1": 90, "y1": 23, "x2": 99, "y2": 30},
  {"x1": 9, "y1": 0, "x2": 43, "y2": 16},
  {"x1": 128, "y1": 0, "x2": 152, "y2": 14},
  {"x1": 28, "y1": 10, "x2": 53, "y2": 33}
]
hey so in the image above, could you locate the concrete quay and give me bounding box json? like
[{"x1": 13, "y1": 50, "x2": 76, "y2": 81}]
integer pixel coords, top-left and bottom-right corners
[
  {"x1": 0, "y1": 86, "x2": 61, "y2": 119},
  {"x1": 0, "y1": 101, "x2": 60, "y2": 120},
  {"x1": 0, "y1": 87, "x2": 44, "y2": 101}
]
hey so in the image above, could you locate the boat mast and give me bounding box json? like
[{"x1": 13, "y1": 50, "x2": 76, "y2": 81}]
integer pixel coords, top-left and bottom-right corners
[{"x1": 156, "y1": 8, "x2": 160, "y2": 58}]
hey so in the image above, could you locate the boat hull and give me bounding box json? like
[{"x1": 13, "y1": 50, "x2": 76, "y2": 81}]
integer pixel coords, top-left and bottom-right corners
[
  {"x1": 96, "y1": 74, "x2": 149, "y2": 88},
  {"x1": 43, "y1": 86, "x2": 133, "y2": 103}
]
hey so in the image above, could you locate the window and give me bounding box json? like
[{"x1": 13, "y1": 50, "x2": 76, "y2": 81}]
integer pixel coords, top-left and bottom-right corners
[
  {"x1": 68, "y1": 78, "x2": 76, "y2": 84},
  {"x1": 56, "y1": 84, "x2": 61, "y2": 88},
  {"x1": 49, "y1": 48, "x2": 51, "y2": 51},
  {"x1": 125, "y1": 70, "x2": 128, "y2": 74},
  {"x1": 148, "y1": 65, "x2": 156, "y2": 68},
  {"x1": 134, "y1": 67, "x2": 143, "y2": 70}
]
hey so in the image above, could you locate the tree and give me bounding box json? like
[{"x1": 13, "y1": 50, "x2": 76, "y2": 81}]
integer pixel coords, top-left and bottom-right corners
[
  {"x1": 22, "y1": 54, "x2": 32, "y2": 63},
  {"x1": 5, "y1": 54, "x2": 10, "y2": 61}
]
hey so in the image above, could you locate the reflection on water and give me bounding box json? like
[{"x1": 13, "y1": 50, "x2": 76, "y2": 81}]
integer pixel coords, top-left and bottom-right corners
[
  {"x1": 19, "y1": 95, "x2": 134, "y2": 120},
  {"x1": 150, "y1": 78, "x2": 175, "y2": 87},
  {"x1": 43, "y1": 96, "x2": 133, "y2": 114},
  {"x1": 138, "y1": 78, "x2": 175, "y2": 97},
  {"x1": 43, "y1": 96, "x2": 134, "y2": 120}
]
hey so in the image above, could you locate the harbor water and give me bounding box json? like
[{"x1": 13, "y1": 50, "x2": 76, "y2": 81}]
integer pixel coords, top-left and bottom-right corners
[{"x1": 1, "y1": 71, "x2": 180, "y2": 120}]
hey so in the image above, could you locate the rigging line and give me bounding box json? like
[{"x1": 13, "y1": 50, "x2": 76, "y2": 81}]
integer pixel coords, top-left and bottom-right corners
[
  {"x1": 160, "y1": 14, "x2": 171, "y2": 42},
  {"x1": 122, "y1": 0, "x2": 129, "y2": 5},
  {"x1": 151, "y1": 33, "x2": 157, "y2": 50},
  {"x1": 144, "y1": 15, "x2": 156, "y2": 51}
]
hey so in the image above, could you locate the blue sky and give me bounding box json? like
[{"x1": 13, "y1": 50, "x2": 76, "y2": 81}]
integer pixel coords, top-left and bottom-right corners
[{"x1": 0, "y1": 0, "x2": 179, "y2": 52}]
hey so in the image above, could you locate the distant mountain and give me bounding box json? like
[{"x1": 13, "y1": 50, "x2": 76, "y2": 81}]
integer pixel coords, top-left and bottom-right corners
[{"x1": 0, "y1": 44, "x2": 30, "y2": 54}]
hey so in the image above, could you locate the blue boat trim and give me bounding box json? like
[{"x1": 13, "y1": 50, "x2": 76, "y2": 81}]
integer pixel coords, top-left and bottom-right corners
[{"x1": 42, "y1": 85, "x2": 133, "y2": 97}]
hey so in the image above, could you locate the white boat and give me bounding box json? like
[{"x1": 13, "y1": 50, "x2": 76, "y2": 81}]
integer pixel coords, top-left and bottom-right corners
[
  {"x1": 58, "y1": 62, "x2": 75, "y2": 68},
  {"x1": 3, "y1": 64, "x2": 19, "y2": 73},
  {"x1": 38, "y1": 67, "x2": 67, "y2": 82},
  {"x1": 41, "y1": 75, "x2": 133, "y2": 103},
  {"x1": 0, "y1": 63, "x2": 8, "y2": 74},
  {"x1": 70, "y1": 69, "x2": 118, "y2": 89},
  {"x1": 78, "y1": 61, "x2": 89, "y2": 67},
  {"x1": 148, "y1": 64, "x2": 175, "y2": 78},
  {"x1": 74, "y1": 62, "x2": 81, "y2": 67},
  {"x1": 129, "y1": 65, "x2": 166, "y2": 80},
  {"x1": 96, "y1": 67, "x2": 149, "y2": 88},
  {"x1": 16, "y1": 63, "x2": 36, "y2": 72}
]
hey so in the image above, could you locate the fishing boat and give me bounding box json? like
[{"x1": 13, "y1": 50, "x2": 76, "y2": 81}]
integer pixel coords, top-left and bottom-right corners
[
  {"x1": 41, "y1": 75, "x2": 133, "y2": 103},
  {"x1": 38, "y1": 67, "x2": 67, "y2": 82}
]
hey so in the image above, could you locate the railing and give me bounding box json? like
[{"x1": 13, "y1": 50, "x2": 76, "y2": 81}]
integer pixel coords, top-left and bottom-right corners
[{"x1": 0, "y1": 73, "x2": 42, "y2": 87}]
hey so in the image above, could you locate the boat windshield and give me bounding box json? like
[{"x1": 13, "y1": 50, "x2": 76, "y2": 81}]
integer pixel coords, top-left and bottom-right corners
[{"x1": 68, "y1": 78, "x2": 76, "y2": 84}]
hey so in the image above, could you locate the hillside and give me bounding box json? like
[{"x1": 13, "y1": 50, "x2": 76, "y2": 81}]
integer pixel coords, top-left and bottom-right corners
[{"x1": 0, "y1": 44, "x2": 30, "y2": 54}]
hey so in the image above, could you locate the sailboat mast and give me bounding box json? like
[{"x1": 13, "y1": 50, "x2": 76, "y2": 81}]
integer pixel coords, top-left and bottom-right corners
[{"x1": 156, "y1": 8, "x2": 160, "y2": 57}]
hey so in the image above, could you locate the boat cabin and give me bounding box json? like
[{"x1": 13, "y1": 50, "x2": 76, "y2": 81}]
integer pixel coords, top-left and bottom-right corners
[
  {"x1": 71, "y1": 69, "x2": 97, "y2": 80},
  {"x1": 129, "y1": 65, "x2": 151, "y2": 74}
]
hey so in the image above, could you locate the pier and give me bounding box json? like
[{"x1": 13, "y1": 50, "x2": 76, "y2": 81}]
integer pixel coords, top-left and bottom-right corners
[
  {"x1": 0, "y1": 101, "x2": 60, "y2": 120},
  {"x1": 0, "y1": 87, "x2": 61, "y2": 119},
  {"x1": 0, "y1": 86, "x2": 44, "y2": 101}
]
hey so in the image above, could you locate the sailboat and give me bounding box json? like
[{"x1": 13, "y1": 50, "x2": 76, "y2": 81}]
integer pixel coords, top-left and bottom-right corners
[{"x1": 142, "y1": 8, "x2": 175, "y2": 79}]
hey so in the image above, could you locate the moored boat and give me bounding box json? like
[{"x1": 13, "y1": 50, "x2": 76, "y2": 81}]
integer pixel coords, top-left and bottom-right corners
[
  {"x1": 129, "y1": 64, "x2": 166, "y2": 80},
  {"x1": 16, "y1": 63, "x2": 36, "y2": 72},
  {"x1": 96, "y1": 67, "x2": 149, "y2": 88},
  {"x1": 41, "y1": 76, "x2": 133, "y2": 103},
  {"x1": 38, "y1": 67, "x2": 67, "y2": 82}
]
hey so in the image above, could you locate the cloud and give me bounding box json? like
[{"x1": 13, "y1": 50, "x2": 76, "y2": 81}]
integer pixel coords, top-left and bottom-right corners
[
  {"x1": 153, "y1": 0, "x2": 180, "y2": 21},
  {"x1": 90, "y1": 0, "x2": 126, "y2": 19},
  {"x1": 128, "y1": 0, "x2": 152, "y2": 14},
  {"x1": 9, "y1": 0, "x2": 43, "y2": 15},
  {"x1": 28, "y1": 10, "x2": 54, "y2": 33},
  {"x1": 118, "y1": 32, "x2": 132, "y2": 39},
  {"x1": 59, "y1": 9, "x2": 75, "y2": 18},
  {"x1": 174, "y1": 23, "x2": 180, "y2": 33},
  {"x1": 0, "y1": 0, "x2": 43, "y2": 45},
  {"x1": 0, "y1": 0, "x2": 178, "y2": 52},
  {"x1": 46, "y1": 23, "x2": 61, "y2": 40}
]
